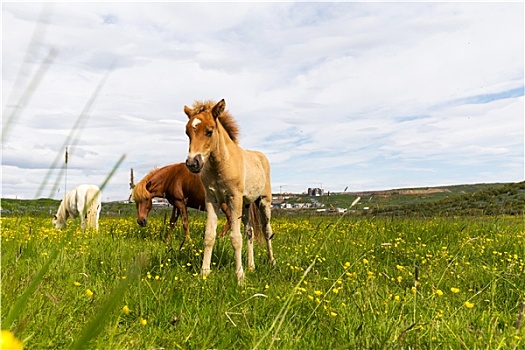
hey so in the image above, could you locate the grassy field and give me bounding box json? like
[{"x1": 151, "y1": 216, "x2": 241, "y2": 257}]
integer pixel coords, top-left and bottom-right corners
[{"x1": 1, "y1": 209, "x2": 524, "y2": 349}]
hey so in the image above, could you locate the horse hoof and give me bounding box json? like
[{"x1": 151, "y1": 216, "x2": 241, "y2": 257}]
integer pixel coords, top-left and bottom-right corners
[
  {"x1": 237, "y1": 276, "x2": 245, "y2": 286},
  {"x1": 236, "y1": 270, "x2": 245, "y2": 285}
]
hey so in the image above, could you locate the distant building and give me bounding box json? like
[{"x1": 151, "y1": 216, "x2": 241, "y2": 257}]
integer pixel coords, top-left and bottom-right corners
[
  {"x1": 307, "y1": 187, "x2": 324, "y2": 196},
  {"x1": 152, "y1": 198, "x2": 170, "y2": 206}
]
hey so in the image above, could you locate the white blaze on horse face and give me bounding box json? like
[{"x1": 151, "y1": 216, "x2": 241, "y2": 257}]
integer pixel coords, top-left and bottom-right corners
[
  {"x1": 192, "y1": 118, "x2": 202, "y2": 129},
  {"x1": 187, "y1": 117, "x2": 210, "y2": 165}
]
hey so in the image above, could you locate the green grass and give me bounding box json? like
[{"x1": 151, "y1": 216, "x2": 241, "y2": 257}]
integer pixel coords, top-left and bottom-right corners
[{"x1": 1, "y1": 212, "x2": 524, "y2": 349}]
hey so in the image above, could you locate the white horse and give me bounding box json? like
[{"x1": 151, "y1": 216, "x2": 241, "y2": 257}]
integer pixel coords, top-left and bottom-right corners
[{"x1": 53, "y1": 184, "x2": 102, "y2": 230}]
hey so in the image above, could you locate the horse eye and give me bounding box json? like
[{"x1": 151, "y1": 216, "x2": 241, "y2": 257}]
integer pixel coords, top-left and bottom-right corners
[{"x1": 205, "y1": 129, "x2": 213, "y2": 137}]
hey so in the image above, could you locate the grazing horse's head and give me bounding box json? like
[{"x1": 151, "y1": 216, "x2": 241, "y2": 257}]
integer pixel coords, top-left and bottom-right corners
[
  {"x1": 184, "y1": 99, "x2": 239, "y2": 173},
  {"x1": 132, "y1": 171, "x2": 163, "y2": 227},
  {"x1": 131, "y1": 181, "x2": 152, "y2": 227},
  {"x1": 53, "y1": 214, "x2": 66, "y2": 229},
  {"x1": 53, "y1": 200, "x2": 69, "y2": 229}
]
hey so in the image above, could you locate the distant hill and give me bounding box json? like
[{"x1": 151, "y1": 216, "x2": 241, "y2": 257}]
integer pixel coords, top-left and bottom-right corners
[
  {"x1": 1, "y1": 181, "x2": 523, "y2": 217},
  {"x1": 274, "y1": 181, "x2": 525, "y2": 217},
  {"x1": 367, "y1": 181, "x2": 525, "y2": 216}
]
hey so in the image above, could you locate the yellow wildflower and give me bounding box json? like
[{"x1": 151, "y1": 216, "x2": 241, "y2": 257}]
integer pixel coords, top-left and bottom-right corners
[
  {"x1": 86, "y1": 289, "x2": 94, "y2": 297},
  {"x1": 122, "y1": 305, "x2": 131, "y2": 315},
  {"x1": 73, "y1": 281, "x2": 81, "y2": 287},
  {"x1": 330, "y1": 311, "x2": 337, "y2": 317},
  {"x1": 396, "y1": 265, "x2": 405, "y2": 271},
  {"x1": 314, "y1": 290, "x2": 323, "y2": 296},
  {"x1": 1, "y1": 330, "x2": 23, "y2": 350},
  {"x1": 464, "y1": 301, "x2": 474, "y2": 309},
  {"x1": 140, "y1": 318, "x2": 147, "y2": 326},
  {"x1": 450, "y1": 287, "x2": 460, "y2": 294},
  {"x1": 435, "y1": 289, "x2": 444, "y2": 296}
]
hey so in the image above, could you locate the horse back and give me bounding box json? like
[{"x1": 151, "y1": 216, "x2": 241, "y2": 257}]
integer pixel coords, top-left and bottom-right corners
[{"x1": 65, "y1": 184, "x2": 100, "y2": 218}]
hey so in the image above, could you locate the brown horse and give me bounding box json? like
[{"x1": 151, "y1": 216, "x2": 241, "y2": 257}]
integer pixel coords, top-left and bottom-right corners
[
  {"x1": 184, "y1": 99, "x2": 275, "y2": 284},
  {"x1": 131, "y1": 163, "x2": 232, "y2": 242}
]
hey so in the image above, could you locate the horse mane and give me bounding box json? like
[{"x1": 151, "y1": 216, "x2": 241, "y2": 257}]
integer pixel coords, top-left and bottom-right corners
[
  {"x1": 132, "y1": 168, "x2": 158, "y2": 201},
  {"x1": 191, "y1": 100, "x2": 240, "y2": 143}
]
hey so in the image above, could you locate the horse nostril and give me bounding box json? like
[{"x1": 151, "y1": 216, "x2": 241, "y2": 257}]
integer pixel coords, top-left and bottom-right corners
[
  {"x1": 186, "y1": 156, "x2": 202, "y2": 173},
  {"x1": 137, "y1": 218, "x2": 147, "y2": 227}
]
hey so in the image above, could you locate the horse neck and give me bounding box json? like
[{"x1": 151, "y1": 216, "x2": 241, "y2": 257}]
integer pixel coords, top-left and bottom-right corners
[
  {"x1": 149, "y1": 167, "x2": 171, "y2": 196},
  {"x1": 209, "y1": 121, "x2": 240, "y2": 169}
]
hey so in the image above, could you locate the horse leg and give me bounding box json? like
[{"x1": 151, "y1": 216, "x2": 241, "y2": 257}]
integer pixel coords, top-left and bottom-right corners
[
  {"x1": 242, "y1": 203, "x2": 255, "y2": 271},
  {"x1": 229, "y1": 196, "x2": 245, "y2": 284},
  {"x1": 95, "y1": 204, "x2": 100, "y2": 231},
  {"x1": 180, "y1": 201, "x2": 191, "y2": 241},
  {"x1": 77, "y1": 195, "x2": 87, "y2": 232},
  {"x1": 259, "y1": 198, "x2": 276, "y2": 266},
  {"x1": 177, "y1": 201, "x2": 192, "y2": 250},
  {"x1": 201, "y1": 200, "x2": 220, "y2": 278},
  {"x1": 80, "y1": 215, "x2": 86, "y2": 231},
  {"x1": 78, "y1": 208, "x2": 87, "y2": 231},
  {"x1": 167, "y1": 207, "x2": 179, "y2": 243},
  {"x1": 219, "y1": 203, "x2": 231, "y2": 238},
  {"x1": 164, "y1": 206, "x2": 175, "y2": 243}
]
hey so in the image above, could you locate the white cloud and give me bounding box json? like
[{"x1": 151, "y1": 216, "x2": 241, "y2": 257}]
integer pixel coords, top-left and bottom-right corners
[{"x1": 2, "y1": 2, "x2": 523, "y2": 201}]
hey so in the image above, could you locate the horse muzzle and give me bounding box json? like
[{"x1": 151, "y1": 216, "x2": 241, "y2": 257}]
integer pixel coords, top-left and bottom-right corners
[
  {"x1": 186, "y1": 154, "x2": 204, "y2": 173},
  {"x1": 137, "y1": 218, "x2": 147, "y2": 227}
]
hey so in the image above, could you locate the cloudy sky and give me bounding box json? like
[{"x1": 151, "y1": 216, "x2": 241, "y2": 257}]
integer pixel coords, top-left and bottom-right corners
[{"x1": 2, "y1": 2, "x2": 523, "y2": 201}]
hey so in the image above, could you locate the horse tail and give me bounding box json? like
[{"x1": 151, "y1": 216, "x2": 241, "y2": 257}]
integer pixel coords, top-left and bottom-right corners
[
  {"x1": 249, "y1": 202, "x2": 265, "y2": 244},
  {"x1": 86, "y1": 187, "x2": 102, "y2": 230}
]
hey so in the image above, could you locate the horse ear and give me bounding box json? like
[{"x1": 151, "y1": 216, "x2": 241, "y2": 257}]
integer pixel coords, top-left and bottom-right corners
[
  {"x1": 145, "y1": 180, "x2": 152, "y2": 192},
  {"x1": 184, "y1": 105, "x2": 193, "y2": 118},
  {"x1": 212, "y1": 99, "x2": 226, "y2": 120}
]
